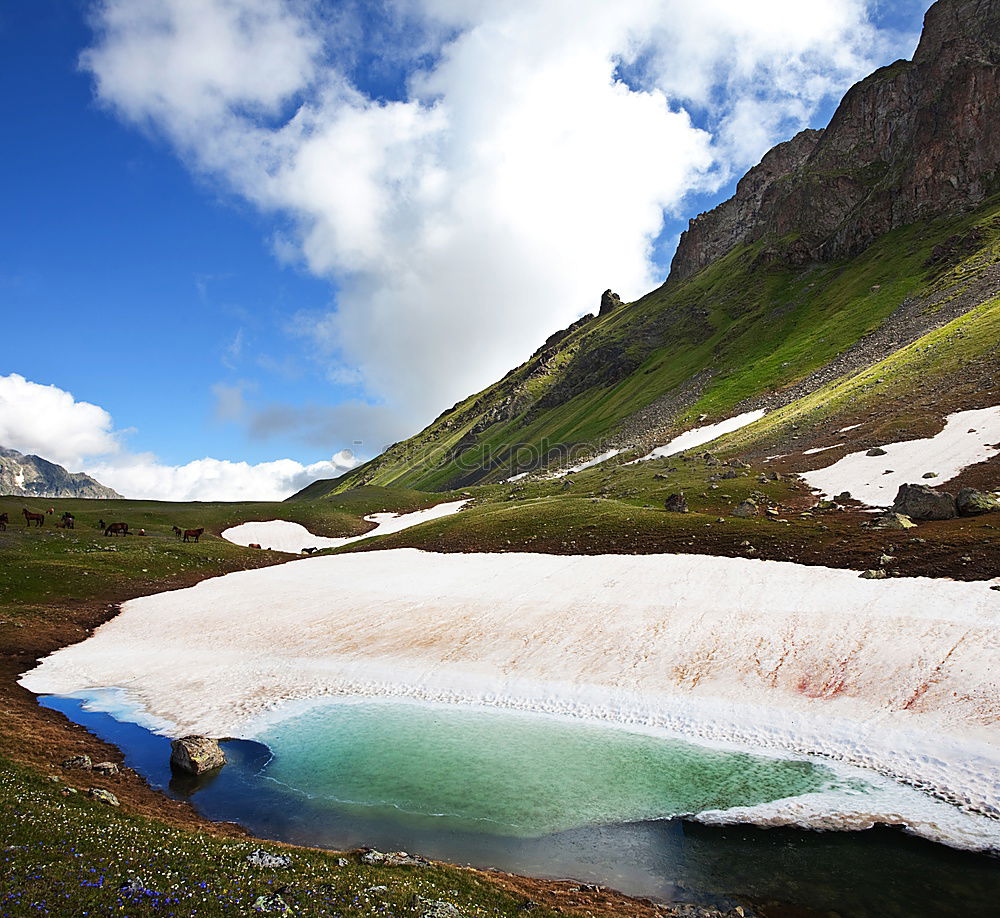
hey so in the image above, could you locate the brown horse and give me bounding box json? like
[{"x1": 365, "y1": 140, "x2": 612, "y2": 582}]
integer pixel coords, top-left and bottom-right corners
[
  {"x1": 105, "y1": 522, "x2": 129, "y2": 536},
  {"x1": 59, "y1": 512, "x2": 74, "y2": 529},
  {"x1": 0, "y1": 512, "x2": 8, "y2": 531},
  {"x1": 182, "y1": 527, "x2": 204, "y2": 543},
  {"x1": 172, "y1": 525, "x2": 182, "y2": 538},
  {"x1": 23, "y1": 508, "x2": 44, "y2": 527}
]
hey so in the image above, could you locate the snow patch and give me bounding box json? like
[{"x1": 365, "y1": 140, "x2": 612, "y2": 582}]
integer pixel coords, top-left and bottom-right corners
[
  {"x1": 631, "y1": 410, "x2": 767, "y2": 463},
  {"x1": 802, "y1": 407, "x2": 1000, "y2": 506},
  {"x1": 803, "y1": 443, "x2": 844, "y2": 455},
  {"x1": 551, "y1": 448, "x2": 623, "y2": 478},
  {"x1": 221, "y1": 500, "x2": 468, "y2": 553}
]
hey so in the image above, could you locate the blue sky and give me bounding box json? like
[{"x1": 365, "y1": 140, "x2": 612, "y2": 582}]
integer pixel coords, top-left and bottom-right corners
[{"x1": 0, "y1": 1, "x2": 931, "y2": 499}]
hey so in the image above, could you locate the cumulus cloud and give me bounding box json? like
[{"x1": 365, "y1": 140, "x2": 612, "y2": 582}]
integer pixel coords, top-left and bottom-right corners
[
  {"x1": 0, "y1": 373, "x2": 357, "y2": 500},
  {"x1": 86, "y1": 450, "x2": 357, "y2": 502},
  {"x1": 82, "y1": 0, "x2": 910, "y2": 436},
  {"x1": 0, "y1": 374, "x2": 121, "y2": 468}
]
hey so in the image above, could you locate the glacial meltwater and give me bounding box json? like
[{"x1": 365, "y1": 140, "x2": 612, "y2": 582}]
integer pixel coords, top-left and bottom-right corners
[{"x1": 41, "y1": 693, "x2": 1000, "y2": 918}]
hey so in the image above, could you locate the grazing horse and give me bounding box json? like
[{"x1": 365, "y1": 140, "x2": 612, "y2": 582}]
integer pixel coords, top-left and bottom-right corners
[
  {"x1": 60, "y1": 512, "x2": 74, "y2": 529},
  {"x1": 0, "y1": 512, "x2": 8, "y2": 531},
  {"x1": 172, "y1": 525, "x2": 182, "y2": 538},
  {"x1": 23, "y1": 508, "x2": 44, "y2": 527},
  {"x1": 98, "y1": 519, "x2": 105, "y2": 530},
  {"x1": 182, "y1": 527, "x2": 204, "y2": 543},
  {"x1": 104, "y1": 522, "x2": 129, "y2": 536}
]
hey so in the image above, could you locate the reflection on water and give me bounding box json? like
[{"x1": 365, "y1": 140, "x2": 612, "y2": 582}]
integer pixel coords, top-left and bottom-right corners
[{"x1": 40, "y1": 694, "x2": 1000, "y2": 918}]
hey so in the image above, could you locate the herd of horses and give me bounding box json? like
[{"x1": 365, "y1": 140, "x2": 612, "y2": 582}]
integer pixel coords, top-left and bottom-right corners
[{"x1": 1, "y1": 507, "x2": 204, "y2": 542}]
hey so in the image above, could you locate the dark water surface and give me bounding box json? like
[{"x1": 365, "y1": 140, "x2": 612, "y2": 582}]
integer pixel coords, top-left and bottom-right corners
[{"x1": 41, "y1": 694, "x2": 1000, "y2": 918}]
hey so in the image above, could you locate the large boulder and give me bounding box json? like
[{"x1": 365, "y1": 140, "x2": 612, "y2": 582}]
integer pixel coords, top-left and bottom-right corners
[
  {"x1": 956, "y1": 488, "x2": 1000, "y2": 516},
  {"x1": 891, "y1": 483, "x2": 957, "y2": 520},
  {"x1": 169, "y1": 736, "x2": 226, "y2": 775}
]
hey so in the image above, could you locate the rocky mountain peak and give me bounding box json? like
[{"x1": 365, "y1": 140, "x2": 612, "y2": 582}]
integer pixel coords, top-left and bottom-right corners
[
  {"x1": 669, "y1": 0, "x2": 1000, "y2": 282},
  {"x1": 0, "y1": 446, "x2": 122, "y2": 499}
]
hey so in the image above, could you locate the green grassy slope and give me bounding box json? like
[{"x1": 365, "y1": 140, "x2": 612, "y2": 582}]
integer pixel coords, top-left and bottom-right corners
[{"x1": 308, "y1": 197, "x2": 1000, "y2": 495}]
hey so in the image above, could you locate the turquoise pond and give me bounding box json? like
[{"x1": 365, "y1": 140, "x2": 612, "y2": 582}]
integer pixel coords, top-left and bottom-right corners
[{"x1": 41, "y1": 694, "x2": 1000, "y2": 918}]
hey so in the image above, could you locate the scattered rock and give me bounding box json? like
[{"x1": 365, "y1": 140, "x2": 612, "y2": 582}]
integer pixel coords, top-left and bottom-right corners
[
  {"x1": 360, "y1": 849, "x2": 430, "y2": 867},
  {"x1": 252, "y1": 891, "x2": 291, "y2": 915},
  {"x1": 246, "y1": 849, "x2": 293, "y2": 869},
  {"x1": 411, "y1": 895, "x2": 468, "y2": 918},
  {"x1": 61, "y1": 754, "x2": 92, "y2": 771},
  {"x1": 720, "y1": 469, "x2": 739, "y2": 479},
  {"x1": 88, "y1": 787, "x2": 119, "y2": 806},
  {"x1": 92, "y1": 762, "x2": 119, "y2": 776},
  {"x1": 860, "y1": 569, "x2": 889, "y2": 579},
  {"x1": 733, "y1": 499, "x2": 758, "y2": 518},
  {"x1": 878, "y1": 554, "x2": 896, "y2": 566},
  {"x1": 867, "y1": 512, "x2": 916, "y2": 530},
  {"x1": 956, "y1": 488, "x2": 1000, "y2": 516},
  {"x1": 336, "y1": 857, "x2": 349, "y2": 867},
  {"x1": 835, "y1": 491, "x2": 852, "y2": 501},
  {"x1": 892, "y1": 483, "x2": 957, "y2": 520},
  {"x1": 169, "y1": 736, "x2": 226, "y2": 775},
  {"x1": 866, "y1": 447, "x2": 887, "y2": 456},
  {"x1": 664, "y1": 493, "x2": 689, "y2": 513},
  {"x1": 921, "y1": 471, "x2": 938, "y2": 479}
]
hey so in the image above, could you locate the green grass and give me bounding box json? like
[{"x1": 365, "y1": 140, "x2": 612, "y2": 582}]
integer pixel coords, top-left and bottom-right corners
[
  {"x1": 0, "y1": 759, "x2": 558, "y2": 918},
  {"x1": 0, "y1": 488, "x2": 445, "y2": 630},
  {"x1": 318, "y1": 197, "x2": 1000, "y2": 494}
]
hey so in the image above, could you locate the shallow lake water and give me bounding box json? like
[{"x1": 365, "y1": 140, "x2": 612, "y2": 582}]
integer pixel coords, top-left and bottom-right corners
[{"x1": 41, "y1": 694, "x2": 1000, "y2": 918}]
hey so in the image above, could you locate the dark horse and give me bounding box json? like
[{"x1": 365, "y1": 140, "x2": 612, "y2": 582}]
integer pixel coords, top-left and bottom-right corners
[
  {"x1": 171, "y1": 525, "x2": 182, "y2": 538},
  {"x1": 57, "y1": 512, "x2": 75, "y2": 529},
  {"x1": 23, "y1": 508, "x2": 44, "y2": 527},
  {"x1": 105, "y1": 522, "x2": 129, "y2": 536},
  {"x1": 182, "y1": 527, "x2": 204, "y2": 543},
  {"x1": 0, "y1": 512, "x2": 8, "y2": 531}
]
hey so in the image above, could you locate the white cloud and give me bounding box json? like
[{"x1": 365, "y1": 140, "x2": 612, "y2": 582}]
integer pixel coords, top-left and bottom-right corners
[
  {"x1": 0, "y1": 373, "x2": 357, "y2": 500},
  {"x1": 86, "y1": 450, "x2": 357, "y2": 502},
  {"x1": 83, "y1": 0, "x2": 912, "y2": 435},
  {"x1": 0, "y1": 374, "x2": 120, "y2": 468}
]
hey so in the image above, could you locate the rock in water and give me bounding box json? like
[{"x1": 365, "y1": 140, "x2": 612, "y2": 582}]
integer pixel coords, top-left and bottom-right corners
[
  {"x1": 956, "y1": 488, "x2": 1000, "y2": 516},
  {"x1": 664, "y1": 493, "x2": 689, "y2": 513},
  {"x1": 169, "y1": 735, "x2": 226, "y2": 775},
  {"x1": 891, "y1": 483, "x2": 957, "y2": 520}
]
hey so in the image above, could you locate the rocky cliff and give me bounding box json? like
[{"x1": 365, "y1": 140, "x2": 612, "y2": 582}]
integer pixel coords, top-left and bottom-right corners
[
  {"x1": 670, "y1": 0, "x2": 1000, "y2": 281},
  {"x1": 0, "y1": 446, "x2": 122, "y2": 499}
]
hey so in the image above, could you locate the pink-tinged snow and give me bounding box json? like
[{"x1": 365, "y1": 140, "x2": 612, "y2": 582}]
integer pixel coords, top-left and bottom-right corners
[
  {"x1": 631, "y1": 410, "x2": 767, "y2": 463},
  {"x1": 22, "y1": 547, "x2": 1000, "y2": 850},
  {"x1": 220, "y1": 500, "x2": 468, "y2": 553},
  {"x1": 802, "y1": 407, "x2": 1000, "y2": 506}
]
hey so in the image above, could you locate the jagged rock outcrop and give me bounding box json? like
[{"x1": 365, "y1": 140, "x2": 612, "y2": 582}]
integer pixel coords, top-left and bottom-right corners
[
  {"x1": 670, "y1": 0, "x2": 1000, "y2": 281},
  {"x1": 0, "y1": 446, "x2": 122, "y2": 499},
  {"x1": 599, "y1": 289, "x2": 623, "y2": 315}
]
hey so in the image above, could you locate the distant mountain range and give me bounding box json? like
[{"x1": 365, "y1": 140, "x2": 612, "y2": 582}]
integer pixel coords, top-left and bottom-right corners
[
  {"x1": 0, "y1": 446, "x2": 122, "y2": 499},
  {"x1": 297, "y1": 0, "x2": 1000, "y2": 496}
]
